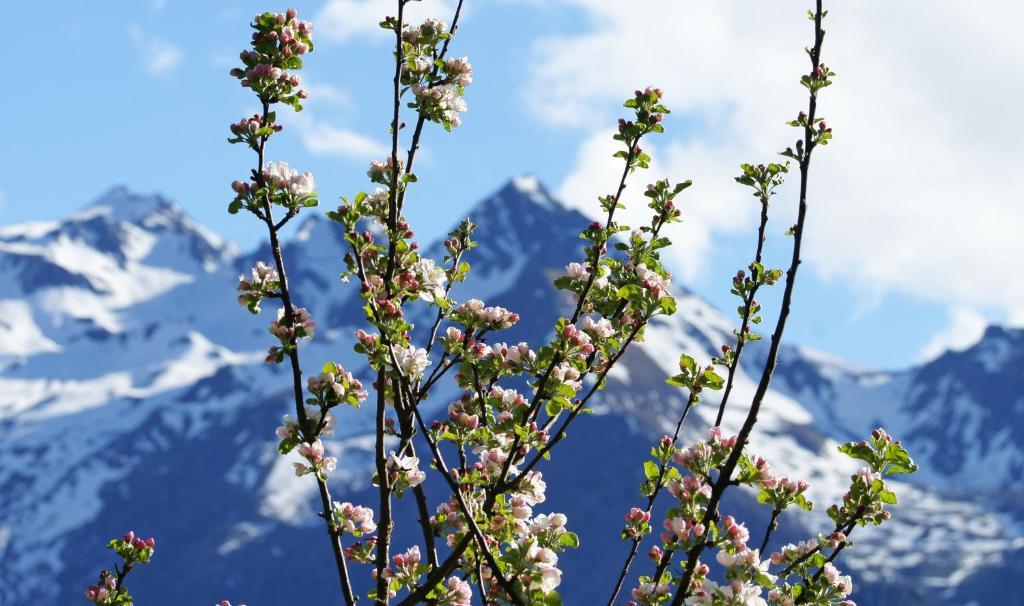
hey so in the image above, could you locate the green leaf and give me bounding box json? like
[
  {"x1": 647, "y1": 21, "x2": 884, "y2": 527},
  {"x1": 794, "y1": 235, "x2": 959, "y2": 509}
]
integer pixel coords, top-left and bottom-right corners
[
  {"x1": 795, "y1": 493, "x2": 813, "y2": 512},
  {"x1": 617, "y1": 284, "x2": 643, "y2": 301},
  {"x1": 700, "y1": 369, "x2": 724, "y2": 390},
  {"x1": 545, "y1": 398, "x2": 564, "y2": 417},
  {"x1": 644, "y1": 460, "x2": 660, "y2": 480},
  {"x1": 559, "y1": 532, "x2": 580, "y2": 549},
  {"x1": 278, "y1": 437, "x2": 298, "y2": 454},
  {"x1": 678, "y1": 354, "x2": 696, "y2": 374},
  {"x1": 665, "y1": 374, "x2": 689, "y2": 388},
  {"x1": 883, "y1": 443, "x2": 919, "y2": 475}
]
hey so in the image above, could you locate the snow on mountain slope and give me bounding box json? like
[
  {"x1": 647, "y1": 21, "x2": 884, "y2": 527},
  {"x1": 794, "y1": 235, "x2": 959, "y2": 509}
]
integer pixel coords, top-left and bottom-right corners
[
  {"x1": 0, "y1": 180, "x2": 1019, "y2": 605},
  {"x1": 768, "y1": 327, "x2": 1024, "y2": 496},
  {"x1": 0, "y1": 187, "x2": 238, "y2": 360}
]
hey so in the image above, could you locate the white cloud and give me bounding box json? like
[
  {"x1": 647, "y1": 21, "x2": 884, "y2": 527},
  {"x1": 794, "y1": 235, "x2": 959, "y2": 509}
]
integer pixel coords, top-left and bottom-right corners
[
  {"x1": 290, "y1": 111, "x2": 388, "y2": 160},
  {"x1": 917, "y1": 307, "x2": 988, "y2": 362},
  {"x1": 128, "y1": 26, "x2": 182, "y2": 74},
  {"x1": 524, "y1": 0, "x2": 1024, "y2": 318},
  {"x1": 316, "y1": 0, "x2": 454, "y2": 43},
  {"x1": 305, "y1": 82, "x2": 351, "y2": 108}
]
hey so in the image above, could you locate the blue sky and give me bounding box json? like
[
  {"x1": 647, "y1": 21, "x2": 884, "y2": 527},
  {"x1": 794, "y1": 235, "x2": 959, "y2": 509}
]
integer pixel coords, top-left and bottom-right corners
[{"x1": 5, "y1": 0, "x2": 1022, "y2": 370}]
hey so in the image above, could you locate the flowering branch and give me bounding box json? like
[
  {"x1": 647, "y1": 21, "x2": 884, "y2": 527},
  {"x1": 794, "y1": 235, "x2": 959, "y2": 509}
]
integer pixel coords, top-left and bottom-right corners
[
  {"x1": 666, "y1": 4, "x2": 834, "y2": 603},
  {"x1": 712, "y1": 162, "x2": 787, "y2": 427},
  {"x1": 214, "y1": 2, "x2": 919, "y2": 605},
  {"x1": 606, "y1": 388, "x2": 699, "y2": 605},
  {"x1": 84, "y1": 531, "x2": 155, "y2": 605},
  {"x1": 227, "y1": 10, "x2": 358, "y2": 605}
]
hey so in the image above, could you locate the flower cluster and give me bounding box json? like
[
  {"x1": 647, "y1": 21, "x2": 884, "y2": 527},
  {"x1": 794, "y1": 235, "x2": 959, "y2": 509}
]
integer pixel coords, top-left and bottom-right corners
[
  {"x1": 634, "y1": 262, "x2": 672, "y2": 301},
  {"x1": 383, "y1": 452, "x2": 427, "y2": 496},
  {"x1": 308, "y1": 362, "x2": 369, "y2": 408},
  {"x1": 84, "y1": 574, "x2": 118, "y2": 605},
  {"x1": 266, "y1": 161, "x2": 316, "y2": 197},
  {"x1": 230, "y1": 160, "x2": 319, "y2": 215},
  {"x1": 236, "y1": 261, "x2": 280, "y2": 314},
  {"x1": 266, "y1": 307, "x2": 315, "y2": 362},
  {"x1": 292, "y1": 439, "x2": 337, "y2": 478},
  {"x1": 367, "y1": 156, "x2": 405, "y2": 186},
  {"x1": 411, "y1": 258, "x2": 447, "y2": 302},
  {"x1": 631, "y1": 577, "x2": 671, "y2": 605},
  {"x1": 412, "y1": 83, "x2": 469, "y2": 129},
  {"x1": 615, "y1": 86, "x2": 669, "y2": 170},
  {"x1": 564, "y1": 261, "x2": 608, "y2": 289},
  {"x1": 392, "y1": 18, "x2": 474, "y2": 130},
  {"x1": 379, "y1": 545, "x2": 430, "y2": 596},
  {"x1": 228, "y1": 113, "x2": 282, "y2": 149},
  {"x1": 435, "y1": 576, "x2": 473, "y2": 606},
  {"x1": 230, "y1": 9, "x2": 313, "y2": 107},
  {"x1": 674, "y1": 426, "x2": 738, "y2": 477},
  {"x1": 450, "y1": 299, "x2": 520, "y2": 331},
  {"x1": 391, "y1": 344, "x2": 431, "y2": 380},
  {"x1": 85, "y1": 531, "x2": 156, "y2": 605},
  {"x1": 332, "y1": 501, "x2": 377, "y2": 536},
  {"x1": 623, "y1": 507, "x2": 652, "y2": 540},
  {"x1": 276, "y1": 405, "x2": 334, "y2": 448},
  {"x1": 830, "y1": 429, "x2": 917, "y2": 527}
]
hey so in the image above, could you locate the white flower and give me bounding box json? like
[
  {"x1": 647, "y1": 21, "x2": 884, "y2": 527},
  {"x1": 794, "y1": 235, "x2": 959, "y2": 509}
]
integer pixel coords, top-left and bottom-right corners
[
  {"x1": 444, "y1": 56, "x2": 473, "y2": 86},
  {"x1": 264, "y1": 161, "x2": 315, "y2": 196},
  {"x1": 333, "y1": 501, "x2": 376, "y2": 535},
  {"x1": 413, "y1": 258, "x2": 447, "y2": 302},
  {"x1": 438, "y1": 576, "x2": 472, "y2": 606},
  {"x1": 566, "y1": 262, "x2": 590, "y2": 279},
  {"x1": 538, "y1": 566, "x2": 561, "y2": 593},
  {"x1": 515, "y1": 471, "x2": 547, "y2": 505},
  {"x1": 392, "y1": 344, "x2": 431, "y2": 379},
  {"x1": 822, "y1": 562, "x2": 853, "y2": 597},
  {"x1": 582, "y1": 316, "x2": 615, "y2": 339},
  {"x1": 386, "y1": 452, "x2": 426, "y2": 487},
  {"x1": 411, "y1": 55, "x2": 432, "y2": 74}
]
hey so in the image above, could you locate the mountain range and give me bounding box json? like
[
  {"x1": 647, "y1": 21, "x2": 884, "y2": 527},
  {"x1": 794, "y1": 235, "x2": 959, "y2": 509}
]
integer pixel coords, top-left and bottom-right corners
[{"x1": 0, "y1": 179, "x2": 1020, "y2": 605}]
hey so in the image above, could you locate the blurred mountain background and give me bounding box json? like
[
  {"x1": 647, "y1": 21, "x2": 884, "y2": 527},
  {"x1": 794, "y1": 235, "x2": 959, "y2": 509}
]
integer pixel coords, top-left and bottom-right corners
[{"x1": 1, "y1": 180, "x2": 1021, "y2": 605}]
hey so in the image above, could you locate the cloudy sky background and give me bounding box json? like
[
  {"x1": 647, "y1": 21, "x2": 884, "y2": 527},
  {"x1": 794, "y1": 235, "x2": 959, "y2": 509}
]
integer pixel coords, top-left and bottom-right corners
[{"x1": 4, "y1": 0, "x2": 1021, "y2": 369}]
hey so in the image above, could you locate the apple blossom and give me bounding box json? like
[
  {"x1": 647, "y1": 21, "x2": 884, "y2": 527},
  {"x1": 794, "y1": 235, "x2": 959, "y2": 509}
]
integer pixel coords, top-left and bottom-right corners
[
  {"x1": 236, "y1": 261, "x2": 280, "y2": 313},
  {"x1": 333, "y1": 501, "x2": 377, "y2": 536}
]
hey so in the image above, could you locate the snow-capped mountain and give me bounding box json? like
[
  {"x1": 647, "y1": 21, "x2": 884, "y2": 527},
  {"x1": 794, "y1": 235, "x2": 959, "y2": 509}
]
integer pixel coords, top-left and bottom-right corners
[
  {"x1": 0, "y1": 181, "x2": 1020, "y2": 605},
  {"x1": 766, "y1": 328, "x2": 1024, "y2": 496}
]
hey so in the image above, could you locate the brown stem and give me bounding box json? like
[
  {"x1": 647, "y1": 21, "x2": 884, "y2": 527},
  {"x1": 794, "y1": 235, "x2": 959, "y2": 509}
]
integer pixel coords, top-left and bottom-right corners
[
  {"x1": 758, "y1": 508, "x2": 781, "y2": 555},
  {"x1": 375, "y1": 371, "x2": 395, "y2": 605},
  {"x1": 606, "y1": 390, "x2": 699, "y2": 605},
  {"x1": 408, "y1": 399, "x2": 527, "y2": 605},
  {"x1": 510, "y1": 312, "x2": 650, "y2": 482},
  {"x1": 253, "y1": 99, "x2": 356, "y2": 606},
  {"x1": 397, "y1": 0, "x2": 467, "y2": 217},
  {"x1": 495, "y1": 134, "x2": 642, "y2": 489},
  {"x1": 713, "y1": 193, "x2": 770, "y2": 427},
  {"x1": 670, "y1": 3, "x2": 826, "y2": 603}
]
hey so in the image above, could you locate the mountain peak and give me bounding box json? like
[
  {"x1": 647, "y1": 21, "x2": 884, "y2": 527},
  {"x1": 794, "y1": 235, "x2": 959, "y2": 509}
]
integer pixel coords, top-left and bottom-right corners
[
  {"x1": 492, "y1": 174, "x2": 563, "y2": 211},
  {"x1": 80, "y1": 185, "x2": 181, "y2": 225},
  {"x1": 980, "y1": 323, "x2": 1022, "y2": 342}
]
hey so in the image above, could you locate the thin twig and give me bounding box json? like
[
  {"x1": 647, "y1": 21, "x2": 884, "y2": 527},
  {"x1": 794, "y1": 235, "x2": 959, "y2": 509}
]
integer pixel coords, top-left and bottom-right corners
[
  {"x1": 670, "y1": 3, "x2": 827, "y2": 603},
  {"x1": 253, "y1": 98, "x2": 356, "y2": 606}
]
